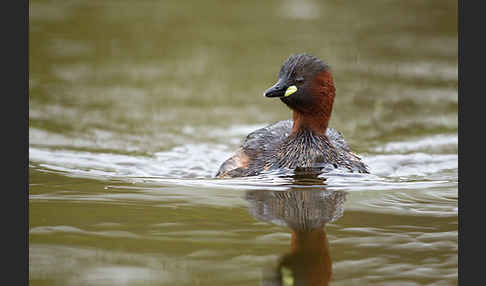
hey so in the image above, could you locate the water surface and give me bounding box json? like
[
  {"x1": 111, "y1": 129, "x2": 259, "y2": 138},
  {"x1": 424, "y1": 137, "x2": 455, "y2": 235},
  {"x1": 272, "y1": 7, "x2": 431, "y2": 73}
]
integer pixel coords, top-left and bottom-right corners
[{"x1": 30, "y1": 0, "x2": 457, "y2": 285}]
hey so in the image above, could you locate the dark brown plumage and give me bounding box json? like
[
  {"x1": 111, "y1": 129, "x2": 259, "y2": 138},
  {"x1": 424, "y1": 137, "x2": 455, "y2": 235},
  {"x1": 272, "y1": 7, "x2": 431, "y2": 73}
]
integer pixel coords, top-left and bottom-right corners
[{"x1": 216, "y1": 54, "x2": 369, "y2": 178}]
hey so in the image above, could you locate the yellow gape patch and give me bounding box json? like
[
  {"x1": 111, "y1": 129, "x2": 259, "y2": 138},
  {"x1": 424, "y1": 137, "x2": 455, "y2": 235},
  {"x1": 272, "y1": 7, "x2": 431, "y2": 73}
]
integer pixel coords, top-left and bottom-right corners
[{"x1": 284, "y1": 85, "x2": 297, "y2": 97}]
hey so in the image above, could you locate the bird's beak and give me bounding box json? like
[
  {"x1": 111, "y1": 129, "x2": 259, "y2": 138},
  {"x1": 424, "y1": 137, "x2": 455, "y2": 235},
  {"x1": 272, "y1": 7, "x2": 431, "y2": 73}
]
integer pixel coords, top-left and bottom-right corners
[{"x1": 264, "y1": 79, "x2": 287, "y2": 98}]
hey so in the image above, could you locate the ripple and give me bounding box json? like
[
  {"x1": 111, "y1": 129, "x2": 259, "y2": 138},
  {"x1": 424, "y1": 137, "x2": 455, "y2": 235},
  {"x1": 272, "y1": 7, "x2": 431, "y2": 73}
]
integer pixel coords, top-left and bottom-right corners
[
  {"x1": 30, "y1": 226, "x2": 140, "y2": 239},
  {"x1": 373, "y1": 134, "x2": 457, "y2": 154},
  {"x1": 364, "y1": 153, "x2": 457, "y2": 178}
]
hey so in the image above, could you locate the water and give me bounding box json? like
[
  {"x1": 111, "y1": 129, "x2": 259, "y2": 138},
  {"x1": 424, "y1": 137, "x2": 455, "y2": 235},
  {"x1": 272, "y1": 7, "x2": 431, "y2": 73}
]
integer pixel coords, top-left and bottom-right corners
[{"x1": 29, "y1": 0, "x2": 457, "y2": 285}]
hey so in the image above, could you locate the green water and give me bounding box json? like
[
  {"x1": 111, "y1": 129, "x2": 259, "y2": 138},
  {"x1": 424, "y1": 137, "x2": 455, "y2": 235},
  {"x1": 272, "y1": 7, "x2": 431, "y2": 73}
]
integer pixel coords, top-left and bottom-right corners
[{"x1": 29, "y1": 0, "x2": 458, "y2": 285}]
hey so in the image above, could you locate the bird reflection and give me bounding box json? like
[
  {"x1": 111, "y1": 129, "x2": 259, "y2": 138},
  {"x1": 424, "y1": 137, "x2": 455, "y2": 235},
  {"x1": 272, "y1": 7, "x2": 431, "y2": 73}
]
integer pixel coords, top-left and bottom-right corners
[{"x1": 245, "y1": 177, "x2": 346, "y2": 286}]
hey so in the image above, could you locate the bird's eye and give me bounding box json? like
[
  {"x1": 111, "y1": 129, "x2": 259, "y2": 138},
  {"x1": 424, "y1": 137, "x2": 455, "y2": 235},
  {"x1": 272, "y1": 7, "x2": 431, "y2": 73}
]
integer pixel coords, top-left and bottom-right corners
[{"x1": 295, "y1": 77, "x2": 304, "y2": 84}]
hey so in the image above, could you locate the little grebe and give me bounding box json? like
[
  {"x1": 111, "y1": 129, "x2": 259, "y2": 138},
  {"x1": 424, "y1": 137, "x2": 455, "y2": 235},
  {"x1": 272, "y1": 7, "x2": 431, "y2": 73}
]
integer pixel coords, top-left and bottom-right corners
[{"x1": 216, "y1": 54, "x2": 368, "y2": 178}]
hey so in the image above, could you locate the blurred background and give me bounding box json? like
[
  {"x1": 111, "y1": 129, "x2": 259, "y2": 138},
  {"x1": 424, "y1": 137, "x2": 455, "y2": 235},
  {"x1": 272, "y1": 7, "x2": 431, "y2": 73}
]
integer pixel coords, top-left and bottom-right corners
[{"x1": 29, "y1": 0, "x2": 457, "y2": 285}]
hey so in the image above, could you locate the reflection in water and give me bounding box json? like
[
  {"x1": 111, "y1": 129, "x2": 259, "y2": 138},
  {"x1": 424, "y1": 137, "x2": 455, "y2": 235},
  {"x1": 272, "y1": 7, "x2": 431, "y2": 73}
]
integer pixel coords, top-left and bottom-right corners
[{"x1": 245, "y1": 179, "x2": 346, "y2": 286}]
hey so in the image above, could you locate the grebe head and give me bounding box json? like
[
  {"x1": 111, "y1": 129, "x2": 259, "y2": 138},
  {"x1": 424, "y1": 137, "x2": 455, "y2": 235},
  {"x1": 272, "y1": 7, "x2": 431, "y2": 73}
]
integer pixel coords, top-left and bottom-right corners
[{"x1": 264, "y1": 54, "x2": 336, "y2": 134}]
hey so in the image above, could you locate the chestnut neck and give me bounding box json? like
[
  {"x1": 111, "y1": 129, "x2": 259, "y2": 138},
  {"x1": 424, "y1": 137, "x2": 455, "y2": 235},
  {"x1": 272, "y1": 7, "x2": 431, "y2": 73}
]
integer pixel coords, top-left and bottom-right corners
[
  {"x1": 291, "y1": 70, "x2": 335, "y2": 136},
  {"x1": 292, "y1": 111, "x2": 329, "y2": 136}
]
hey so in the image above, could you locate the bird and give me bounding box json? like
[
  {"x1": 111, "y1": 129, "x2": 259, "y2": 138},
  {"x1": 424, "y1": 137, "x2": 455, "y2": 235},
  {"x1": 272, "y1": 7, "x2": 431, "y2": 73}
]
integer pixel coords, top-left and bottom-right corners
[{"x1": 216, "y1": 53, "x2": 368, "y2": 178}]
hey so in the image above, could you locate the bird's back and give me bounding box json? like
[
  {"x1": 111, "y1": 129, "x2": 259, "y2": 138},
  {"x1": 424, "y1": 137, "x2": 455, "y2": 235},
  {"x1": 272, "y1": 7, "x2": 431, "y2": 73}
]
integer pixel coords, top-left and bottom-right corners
[{"x1": 216, "y1": 120, "x2": 368, "y2": 178}]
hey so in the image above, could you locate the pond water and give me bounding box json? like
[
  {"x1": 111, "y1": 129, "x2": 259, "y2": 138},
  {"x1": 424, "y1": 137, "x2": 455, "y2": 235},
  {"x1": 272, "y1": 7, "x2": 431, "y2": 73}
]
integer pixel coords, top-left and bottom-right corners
[{"x1": 29, "y1": 0, "x2": 458, "y2": 285}]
